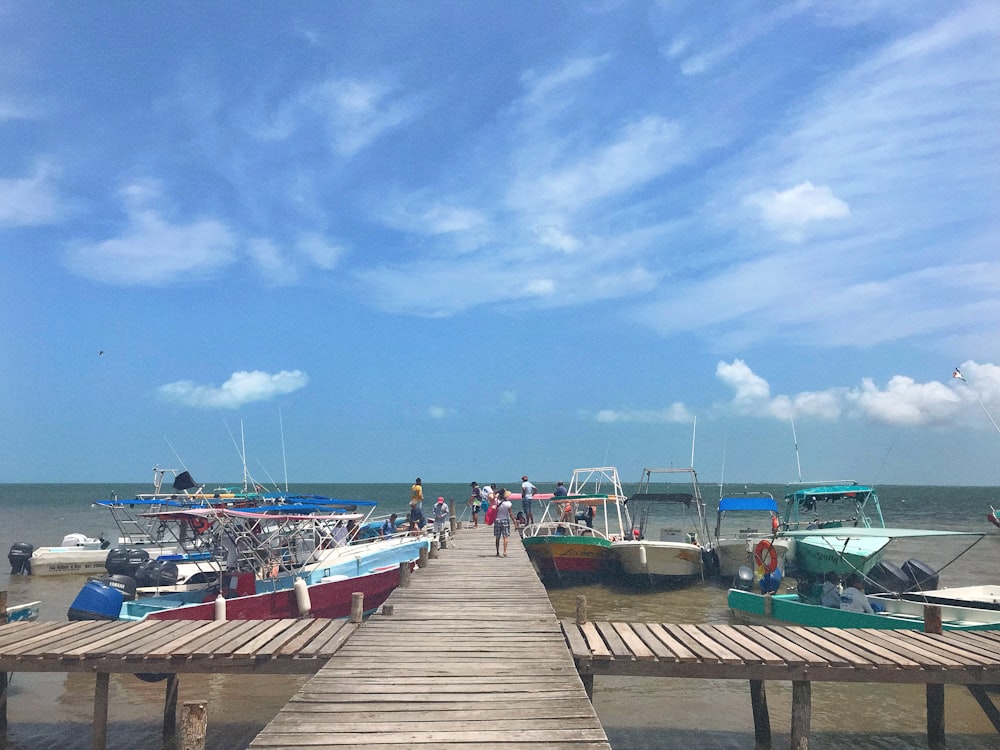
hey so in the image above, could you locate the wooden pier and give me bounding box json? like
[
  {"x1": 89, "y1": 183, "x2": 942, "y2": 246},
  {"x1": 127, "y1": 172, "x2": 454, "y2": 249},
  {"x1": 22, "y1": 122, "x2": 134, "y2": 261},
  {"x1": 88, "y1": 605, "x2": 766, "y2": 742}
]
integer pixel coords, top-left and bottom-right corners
[
  {"x1": 0, "y1": 616, "x2": 358, "y2": 748},
  {"x1": 561, "y1": 614, "x2": 1000, "y2": 748},
  {"x1": 250, "y1": 526, "x2": 611, "y2": 749}
]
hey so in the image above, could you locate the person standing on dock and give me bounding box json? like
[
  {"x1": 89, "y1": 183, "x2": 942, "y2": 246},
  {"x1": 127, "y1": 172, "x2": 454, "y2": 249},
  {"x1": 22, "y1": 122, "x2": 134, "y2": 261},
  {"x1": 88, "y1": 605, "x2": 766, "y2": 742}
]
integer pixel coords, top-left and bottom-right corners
[
  {"x1": 521, "y1": 475, "x2": 537, "y2": 525},
  {"x1": 469, "y1": 481, "x2": 482, "y2": 528},
  {"x1": 409, "y1": 478, "x2": 425, "y2": 532},
  {"x1": 433, "y1": 496, "x2": 449, "y2": 536},
  {"x1": 494, "y1": 488, "x2": 514, "y2": 557}
]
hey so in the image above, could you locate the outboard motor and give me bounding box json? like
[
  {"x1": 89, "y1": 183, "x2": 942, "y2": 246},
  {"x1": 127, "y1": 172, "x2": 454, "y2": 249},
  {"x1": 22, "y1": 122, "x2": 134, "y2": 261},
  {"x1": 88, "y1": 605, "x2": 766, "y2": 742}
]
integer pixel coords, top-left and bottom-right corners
[
  {"x1": 902, "y1": 558, "x2": 939, "y2": 592},
  {"x1": 8, "y1": 542, "x2": 33, "y2": 575},
  {"x1": 105, "y1": 547, "x2": 150, "y2": 577},
  {"x1": 67, "y1": 579, "x2": 124, "y2": 621},
  {"x1": 135, "y1": 558, "x2": 180, "y2": 588},
  {"x1": 701, "y1": 548, "x2": 720, "y2": 578},
  {"x1": 101, "y1": 574, "x2": 137, "y2": 601},
  {"x1": 867, "y1": 560, "x2": 909, "y2": 594},
  {"x1": 734, "y1": 565, "x2": 755, "y2": 591}
]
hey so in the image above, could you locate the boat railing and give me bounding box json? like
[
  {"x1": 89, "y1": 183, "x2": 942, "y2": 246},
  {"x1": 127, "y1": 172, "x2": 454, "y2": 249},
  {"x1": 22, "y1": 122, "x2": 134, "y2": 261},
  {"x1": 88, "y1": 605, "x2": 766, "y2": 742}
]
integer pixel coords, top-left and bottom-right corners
[{"x1": 521, "y1": 520, "x2": 609, "y2": 540}]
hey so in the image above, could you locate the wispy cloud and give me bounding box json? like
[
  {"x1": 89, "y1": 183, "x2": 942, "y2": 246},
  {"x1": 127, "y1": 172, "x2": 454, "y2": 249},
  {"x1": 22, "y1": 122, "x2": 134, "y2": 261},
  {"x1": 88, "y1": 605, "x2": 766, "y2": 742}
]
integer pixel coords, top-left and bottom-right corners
[
  {"x1": 591, "y1": 403, "x2": 694, "y2": 424},
  {"x1": 64, "y1": 179, "x2": 237, "y2": 285},
  {"x1": 158, "y1": 370, "x2": 309, "y2": 409},
  {"x1": 0, "y1": 160, "x2": 63, "y2": 227},
  {"x1": 428, "y1": 405, "x2": 455, "y2": 419},
  {"x1": 715, "y1": 358, "x2": 1000, "y2": 429}
]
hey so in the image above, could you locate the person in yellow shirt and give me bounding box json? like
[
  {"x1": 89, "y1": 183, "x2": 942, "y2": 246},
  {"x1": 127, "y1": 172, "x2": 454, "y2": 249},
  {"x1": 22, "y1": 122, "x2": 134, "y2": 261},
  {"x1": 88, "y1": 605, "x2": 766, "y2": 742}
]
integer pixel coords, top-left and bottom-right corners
[{"x1": 408, "y1": 478, "x2": 425, "y2": 531}]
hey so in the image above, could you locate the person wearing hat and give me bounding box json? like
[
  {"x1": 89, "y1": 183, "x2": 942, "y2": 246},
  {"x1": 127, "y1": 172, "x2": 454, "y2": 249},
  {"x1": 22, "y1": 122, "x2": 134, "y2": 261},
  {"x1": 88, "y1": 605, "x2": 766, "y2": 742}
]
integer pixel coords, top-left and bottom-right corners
[
  {"x1": 468, "y1": 481, "x2": 482, "y2": 528},
  {"x1": 432, "y1": 496, "x2": 449, "y2": 537},
  {"x1": 521, "y1": 475, "x2": 537, "y2": 525}
]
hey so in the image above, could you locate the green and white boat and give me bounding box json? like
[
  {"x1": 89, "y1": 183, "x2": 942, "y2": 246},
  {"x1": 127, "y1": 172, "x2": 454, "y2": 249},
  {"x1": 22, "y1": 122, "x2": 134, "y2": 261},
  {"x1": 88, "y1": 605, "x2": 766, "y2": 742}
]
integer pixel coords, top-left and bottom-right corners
[
  {"x1": 729, "y1": 527, "x2": 999, "y2": 631},
  {"x1": 781, "y1": 482, "x2": 889, "y2": 577}
]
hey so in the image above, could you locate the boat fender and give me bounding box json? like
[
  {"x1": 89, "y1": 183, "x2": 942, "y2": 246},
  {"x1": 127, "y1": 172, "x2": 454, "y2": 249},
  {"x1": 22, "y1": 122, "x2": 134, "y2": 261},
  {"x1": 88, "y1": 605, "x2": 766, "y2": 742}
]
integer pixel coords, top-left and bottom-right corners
[
  {"x1": 214, "y1": 593, "x2": 226, "y2": 621},
  {"x1": 294, "y1": 577, "x2": 311, "y2": 617},
  {"x1": 771, "y1": 515, "x2": 779, "y2": 533},
  {"x1": 638, "y1": 545, "x2": 647, "y2": 567},
  {"x1": 753, "y1": 539, "x2": 778, "y2": 574}
]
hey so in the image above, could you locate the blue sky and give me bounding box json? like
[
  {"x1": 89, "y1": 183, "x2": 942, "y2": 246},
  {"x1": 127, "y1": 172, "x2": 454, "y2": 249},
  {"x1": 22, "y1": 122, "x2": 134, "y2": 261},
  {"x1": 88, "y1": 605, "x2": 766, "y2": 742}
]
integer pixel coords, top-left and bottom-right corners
[{"x1": 2, "y1": 2, "x2": 998, "y2": 487}]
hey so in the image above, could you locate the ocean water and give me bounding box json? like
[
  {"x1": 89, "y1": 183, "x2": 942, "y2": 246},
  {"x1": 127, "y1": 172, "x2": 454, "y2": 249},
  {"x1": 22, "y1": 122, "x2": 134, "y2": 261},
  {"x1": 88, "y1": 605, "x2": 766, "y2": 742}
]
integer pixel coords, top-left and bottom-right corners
[{"x1": 1, "y1": 482, "x2": 999, "y2": 749}]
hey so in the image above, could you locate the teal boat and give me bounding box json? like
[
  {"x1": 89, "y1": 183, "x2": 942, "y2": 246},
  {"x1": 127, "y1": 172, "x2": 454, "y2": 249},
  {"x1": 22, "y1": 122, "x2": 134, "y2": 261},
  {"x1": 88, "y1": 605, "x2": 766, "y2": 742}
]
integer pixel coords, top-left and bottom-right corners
[
  {"x1": 781, "y1": 482, "x2": 889, "y2": 577},
  {"x1": 730, "y1": 527, "x2": 998, "y2": 631}
]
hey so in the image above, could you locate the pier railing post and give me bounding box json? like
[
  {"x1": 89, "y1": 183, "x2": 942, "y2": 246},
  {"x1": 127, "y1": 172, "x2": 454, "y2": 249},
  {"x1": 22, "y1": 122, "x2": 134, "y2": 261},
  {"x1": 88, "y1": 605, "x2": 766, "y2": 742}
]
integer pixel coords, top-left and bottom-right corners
[
  {"x1": 399, "y1": 561, "x2": 412, "y2": 587},
  {"x1": 350, "y1": 592, "x2": 364, "y2": 623},
  {"x1": 418, "y1": 546, "x2": 429, "y2": 568},
  {"x1": 429, "y1": 539, "x2": 440, "y2": 559},
  {"x1": 180, "y1": 699, "x2": 208, "y2": 750},
  {"x1": 575, "y1": 595, "x2": 587, "y2": 625}
]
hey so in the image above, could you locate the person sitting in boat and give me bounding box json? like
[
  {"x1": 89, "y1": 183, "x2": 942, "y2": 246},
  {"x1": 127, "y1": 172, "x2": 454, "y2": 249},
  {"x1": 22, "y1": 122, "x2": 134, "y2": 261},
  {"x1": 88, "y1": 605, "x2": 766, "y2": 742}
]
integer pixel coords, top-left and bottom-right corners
[
  {"x1": 553, "y1": 481, "x2": 568, "y2": 497},
  {"x1": 820, "y1": 571, "x2": 841, "y2": 608},
  {"x1": 840, "y1": 573, "x2": 874, "y2": 614},
  {"x1": 575, "y1": 505, "x2": 595, "y2": 529},
  {"x1": 380, "y1": 513, "x2": 398, "y2": 537},
  {"x1": 559, "y1": 502, "x2": 574, "y2": 523}
]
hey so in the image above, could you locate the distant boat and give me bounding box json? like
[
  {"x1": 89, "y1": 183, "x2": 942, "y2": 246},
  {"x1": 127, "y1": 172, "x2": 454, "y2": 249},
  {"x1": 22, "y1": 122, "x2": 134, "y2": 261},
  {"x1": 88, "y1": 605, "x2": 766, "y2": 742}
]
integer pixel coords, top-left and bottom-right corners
[
  {"x1": 521, "y1": 467, "x2": 631, "y2": 584},
  {"x1": 780, "y1": 482, "x2": 890, "y2": 578},
  {"x1": 610, "y1": 467, "x2": 711, "y2": 586}
]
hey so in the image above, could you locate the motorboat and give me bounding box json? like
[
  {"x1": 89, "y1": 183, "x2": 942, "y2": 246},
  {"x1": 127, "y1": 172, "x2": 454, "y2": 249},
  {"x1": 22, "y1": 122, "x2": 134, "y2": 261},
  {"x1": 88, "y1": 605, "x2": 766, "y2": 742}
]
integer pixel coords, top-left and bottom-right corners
[
  {"x1": 712, "y1": 492, "x2": 790, "y2": 580},
  {"x1": 521, "y1": 467, "x2": 631, "y2": 584},
  {"x1": 610, "y1": 467, "x2": 711, "y2": 586}
]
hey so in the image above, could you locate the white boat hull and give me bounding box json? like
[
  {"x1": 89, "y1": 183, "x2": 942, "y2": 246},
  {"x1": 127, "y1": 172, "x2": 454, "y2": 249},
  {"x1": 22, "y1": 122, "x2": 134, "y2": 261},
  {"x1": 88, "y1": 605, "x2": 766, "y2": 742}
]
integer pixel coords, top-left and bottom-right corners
[
  {"x1": 612, "y1": 540, "x2": 703, "y2": 582},
  {"x1": 714, "y1": 537, "x2": 791, "y2": 578}
]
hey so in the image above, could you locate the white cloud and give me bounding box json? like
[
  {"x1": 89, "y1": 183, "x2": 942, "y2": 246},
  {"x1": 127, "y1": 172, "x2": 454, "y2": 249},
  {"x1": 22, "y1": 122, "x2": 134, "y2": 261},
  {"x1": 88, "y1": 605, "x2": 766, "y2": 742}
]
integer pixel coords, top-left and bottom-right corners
[
  {"x1": 159, "y1": 370, "x2": 309, "y2": 409},
  {"x1": 743, "y1": 181, "x2": 850, "y2": 241},
  {"x1": 297, "y1": 233, "x2": 346, "y2": 270},
  {"x1": 0, "y1": 161, "x2": 62, "y2": 227},
  {"x1": 428, "y1": 405, "x2": 455, "y2": 419},
  {"x1": 593, "y1": 403, "x2": 694, "y2": 424},
  {"x1": 715, "y1": 359, "x2": 1000, "y2": 429},
  {"x1": 64, "y1": 180, "x2": 237, "y2": 285}
]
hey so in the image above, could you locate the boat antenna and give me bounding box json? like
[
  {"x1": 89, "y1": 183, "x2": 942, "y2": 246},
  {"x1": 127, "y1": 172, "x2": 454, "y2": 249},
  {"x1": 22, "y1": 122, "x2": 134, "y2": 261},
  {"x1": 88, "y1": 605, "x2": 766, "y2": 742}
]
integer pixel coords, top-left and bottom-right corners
[
  {"x1": 164, "y1": 437, "x2": 189, "y2": 472},
  {"x1": 790, "y1": 416, "x2": 802, "y2": 482},
  {"x1": 279, "y1": 406, "x2": 289, "y2": 492},
  {"x1": 954, "y1": 367, "x2": 1000, "y2": 435},
  {"x1": 718, "y1": 429, "x2": 728, "y2": 500},
  {"x1": 690, "y1": 415, "x2": 697, "y2": 468},
  {"x1": 240, "y1": 420, "x2": 249, "y2": 492}
]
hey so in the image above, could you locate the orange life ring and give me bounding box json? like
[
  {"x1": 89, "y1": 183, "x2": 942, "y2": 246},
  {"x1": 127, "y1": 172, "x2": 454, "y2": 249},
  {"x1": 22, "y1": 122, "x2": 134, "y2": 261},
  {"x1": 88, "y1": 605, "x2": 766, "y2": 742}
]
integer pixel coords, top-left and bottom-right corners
[
  {"x1": 189, "y1": 517, "x2": 211, "y2": 534},
  {"x1": 753, "y1": 539, "x2": 778, "y2": 573}
]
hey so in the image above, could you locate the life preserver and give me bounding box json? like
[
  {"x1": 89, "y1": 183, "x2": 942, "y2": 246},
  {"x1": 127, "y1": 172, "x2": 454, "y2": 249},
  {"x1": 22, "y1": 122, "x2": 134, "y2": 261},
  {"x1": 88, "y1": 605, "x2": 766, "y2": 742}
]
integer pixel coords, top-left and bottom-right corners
[
  {"x1": 188, "y1": 517, "x2": 211, "y2": 534},
  {"x1": 753, "y1": 539, "x2": 778, "y2": 573}
]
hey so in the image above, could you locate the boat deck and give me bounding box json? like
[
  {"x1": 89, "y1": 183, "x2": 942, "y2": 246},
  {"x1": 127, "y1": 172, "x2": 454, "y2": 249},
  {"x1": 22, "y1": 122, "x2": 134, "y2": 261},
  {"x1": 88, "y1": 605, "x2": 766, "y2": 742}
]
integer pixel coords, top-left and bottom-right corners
[{"x1": 249, "y1": 526, "x2": 611, "y2": 749}]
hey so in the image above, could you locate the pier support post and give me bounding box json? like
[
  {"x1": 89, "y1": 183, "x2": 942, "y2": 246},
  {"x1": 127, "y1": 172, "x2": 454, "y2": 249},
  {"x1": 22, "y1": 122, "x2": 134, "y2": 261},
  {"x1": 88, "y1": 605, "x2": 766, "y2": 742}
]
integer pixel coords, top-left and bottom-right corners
[
  {"x1": 925, "y1": 605, "x2": 946, "y2": 749},
  {"x1": 93, "y1": 672, "x2": 110, "y2": 750},
  {"x1": 180, "y1": 699, "x2": 208, "y2": 750},
  {"x1": 966, "y1": 685, "x2": 1000, "y2": 733},
  {"x1": 418, "y1": 546, "x2": 429, "y2": 568},
  {"x1": 749, "y1": 679, "x2": 772, "y2": 750},
  {"x1": 163, "y1": 673, "x2": 179, "y2": 737},
  {"x1": 789, "y1": 680, "x2": 811, "y2": 750},
  {"x1": 575, "y1": 595, "x2": 587, "y2": 625},
  {"x1": 350, "y1": 592, "x2": 364, "y2": 623},
  {"x1": 399, "y1": 561, "x2": 412, "y2": 587}
]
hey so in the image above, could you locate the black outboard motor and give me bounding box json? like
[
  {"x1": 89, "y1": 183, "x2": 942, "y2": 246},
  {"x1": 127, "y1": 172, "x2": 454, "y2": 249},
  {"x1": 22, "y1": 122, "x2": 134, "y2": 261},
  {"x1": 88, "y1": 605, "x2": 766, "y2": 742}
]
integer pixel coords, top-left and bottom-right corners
[
  {"x1": 135, "y1": 558, "x2": 180, "y2": 588},
  {"x1": 91, "y1": 574, "x2": 138, "y2": 601},
  {"x1": 8, "y1": 542, "x2": 33, "y2": 575},
  {"x1": 105, "y1": 547, "x2": 150, "y2": 577},
  {"x1": 867, "y1": 560, "x2": 909, "y2": 594},
  {"x1": 902, "y1": 558, "x2": 939, "y2": 591}
]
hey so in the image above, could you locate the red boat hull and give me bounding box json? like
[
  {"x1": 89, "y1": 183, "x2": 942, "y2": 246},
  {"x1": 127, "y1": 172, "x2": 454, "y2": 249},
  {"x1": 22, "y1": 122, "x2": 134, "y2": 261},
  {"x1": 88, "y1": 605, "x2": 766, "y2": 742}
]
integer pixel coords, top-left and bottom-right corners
[{"x1": 146, "y1": 567, "x2": 401, "y2": 621}]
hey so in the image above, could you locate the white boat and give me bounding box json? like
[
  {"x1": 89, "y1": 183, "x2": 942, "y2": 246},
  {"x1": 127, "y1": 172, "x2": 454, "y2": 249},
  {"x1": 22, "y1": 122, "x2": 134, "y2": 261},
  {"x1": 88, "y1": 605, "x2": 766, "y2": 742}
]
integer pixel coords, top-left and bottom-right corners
[
  {"x1": 610, "y1": 467, "x2": 710, "y2": 585},
  {"x1": 712, "y1": 493, "x2": 791, "y2": 579}
]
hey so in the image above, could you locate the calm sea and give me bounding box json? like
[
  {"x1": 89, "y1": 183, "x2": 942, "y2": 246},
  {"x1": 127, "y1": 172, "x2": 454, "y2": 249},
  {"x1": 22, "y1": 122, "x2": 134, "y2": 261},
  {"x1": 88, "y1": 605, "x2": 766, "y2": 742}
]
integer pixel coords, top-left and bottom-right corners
[{"x1": 2, "y1": 482, "x2": 999, "y2": 749}]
